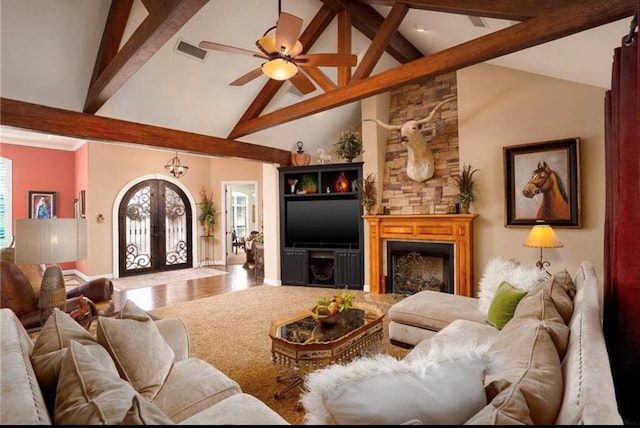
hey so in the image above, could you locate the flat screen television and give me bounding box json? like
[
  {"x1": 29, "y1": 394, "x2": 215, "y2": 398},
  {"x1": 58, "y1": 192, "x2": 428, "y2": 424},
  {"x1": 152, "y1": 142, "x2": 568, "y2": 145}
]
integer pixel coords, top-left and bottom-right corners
[{"x1": 285, "y1": 198, "x2": 361, "y2": 248}]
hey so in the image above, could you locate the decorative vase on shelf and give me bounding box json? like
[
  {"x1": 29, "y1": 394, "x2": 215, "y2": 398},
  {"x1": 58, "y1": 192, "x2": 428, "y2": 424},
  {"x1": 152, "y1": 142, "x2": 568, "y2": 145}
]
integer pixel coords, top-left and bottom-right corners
[
  {"x1": 291, "y1": 141, "x2": 311, "y2": 166},
  {"x1": 335, "y1": 172, "x2": 349, "y2": 192}
]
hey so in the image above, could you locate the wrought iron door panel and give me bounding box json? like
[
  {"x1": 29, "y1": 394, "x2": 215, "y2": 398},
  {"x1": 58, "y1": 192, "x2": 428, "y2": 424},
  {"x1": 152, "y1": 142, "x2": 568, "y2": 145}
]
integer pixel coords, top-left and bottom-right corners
[{"x1": 118, "y1": 180, "x2": 192, "y2": 276}]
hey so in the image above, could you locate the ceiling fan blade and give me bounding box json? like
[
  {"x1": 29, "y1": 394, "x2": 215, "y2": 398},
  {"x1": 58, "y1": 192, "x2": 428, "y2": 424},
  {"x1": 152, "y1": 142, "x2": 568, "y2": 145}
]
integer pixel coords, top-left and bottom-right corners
[
  {"x1": 229, "y1": 68, "x2": 264, "y2": 86},
  {"x1": 295, "y1": 53, "x2": 358, "y2": 67},
  {"x1": 199, "y1": 41, "x2": 267, "y2": 59},
  {"x1": 275, "y1": 12, "x2": 303, "y2": 55},
  {"x1": 289, "y1": 70, "x2": 315, "y2": 95}
]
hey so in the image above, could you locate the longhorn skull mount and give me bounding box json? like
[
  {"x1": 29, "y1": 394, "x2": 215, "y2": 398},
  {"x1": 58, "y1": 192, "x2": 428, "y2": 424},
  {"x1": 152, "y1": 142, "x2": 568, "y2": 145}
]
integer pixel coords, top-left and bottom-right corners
[{"x1": 364, "y1": 96, "x2": 457, "y2": 182}]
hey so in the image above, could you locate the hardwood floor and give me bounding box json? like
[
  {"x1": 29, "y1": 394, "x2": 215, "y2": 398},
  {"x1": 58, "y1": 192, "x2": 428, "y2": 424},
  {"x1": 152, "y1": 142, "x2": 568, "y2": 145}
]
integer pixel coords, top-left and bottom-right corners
[{"x1": 111, "y1": 264, "x2": 261, "y2": 312}]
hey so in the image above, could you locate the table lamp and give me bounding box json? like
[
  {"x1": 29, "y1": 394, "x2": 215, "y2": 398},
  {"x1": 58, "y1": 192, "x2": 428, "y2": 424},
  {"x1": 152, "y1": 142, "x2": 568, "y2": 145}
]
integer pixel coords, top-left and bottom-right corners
[
  {"x1": 522, "y1": 224, "x2": 564, "y2": 276},
  {"x1": 15, "y1": 218, "x2": 87, "y2": 325}
]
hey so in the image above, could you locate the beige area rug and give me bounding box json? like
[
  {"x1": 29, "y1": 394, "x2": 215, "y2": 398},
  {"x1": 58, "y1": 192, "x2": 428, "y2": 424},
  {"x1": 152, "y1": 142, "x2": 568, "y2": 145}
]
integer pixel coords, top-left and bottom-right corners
[
  {"x1": 150, "y1": 286, "x2": 409, "y2": 425},
  {"x1": 112, "y1": 267, "x2": 228, "y2": 292}
]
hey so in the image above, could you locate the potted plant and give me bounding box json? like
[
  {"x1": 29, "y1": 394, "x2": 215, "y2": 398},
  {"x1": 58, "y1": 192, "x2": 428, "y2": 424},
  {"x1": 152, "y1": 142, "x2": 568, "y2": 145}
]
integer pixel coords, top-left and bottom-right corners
[
  {"x1": 356, "y1": 173, "x2": 377, "y2": 215},
  {"x1": 300, "y1": 174, "x2": 318, "y2": 194},
  {"x1": 453, "y1": 163, "x2": 479, "y2": 214},
  {"x1": 333, "y1": 126, "x2": 363, "y2": 163},
  {"x1": 197, "y1": 187, "x2": 217, "y2": 236}
]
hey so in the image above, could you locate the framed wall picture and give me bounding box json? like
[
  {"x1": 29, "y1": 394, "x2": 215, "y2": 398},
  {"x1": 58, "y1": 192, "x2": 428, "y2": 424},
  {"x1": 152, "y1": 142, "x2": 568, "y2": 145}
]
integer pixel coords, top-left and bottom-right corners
[
  {"x1": 28, "y1": 191, "x2": 57, "y2": 218},
  {"x1": 503, "y1": 138, "x2": 581, "y2": 228}
]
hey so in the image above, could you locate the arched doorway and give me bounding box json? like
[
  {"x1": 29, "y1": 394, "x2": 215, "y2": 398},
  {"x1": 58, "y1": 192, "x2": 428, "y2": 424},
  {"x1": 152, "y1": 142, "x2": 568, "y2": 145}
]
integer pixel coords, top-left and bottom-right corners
[{"x1": 117, "y1": 178, "x2": 193, "y2": 277}]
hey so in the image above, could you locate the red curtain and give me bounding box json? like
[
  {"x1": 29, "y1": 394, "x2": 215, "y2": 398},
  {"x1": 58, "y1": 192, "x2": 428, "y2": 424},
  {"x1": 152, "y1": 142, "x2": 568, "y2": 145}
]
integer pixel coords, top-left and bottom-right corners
[{"x1": 604, "y1": 8, "x2": 639, "y2": 421}]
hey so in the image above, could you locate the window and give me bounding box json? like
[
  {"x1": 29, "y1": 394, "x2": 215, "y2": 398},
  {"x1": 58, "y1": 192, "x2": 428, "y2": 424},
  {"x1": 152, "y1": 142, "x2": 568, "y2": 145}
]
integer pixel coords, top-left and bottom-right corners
[
  {"x1": 0, "y1": 157, "x2": 12, "y2": 248},
  {"x1": 232, "y1": 192, "x2": 248, "y2": 237}
]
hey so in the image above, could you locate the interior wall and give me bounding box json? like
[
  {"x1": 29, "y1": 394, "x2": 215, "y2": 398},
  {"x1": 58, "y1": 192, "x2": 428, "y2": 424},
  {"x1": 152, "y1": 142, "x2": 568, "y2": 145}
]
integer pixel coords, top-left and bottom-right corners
[
  {"x1": 1, "y1": 142, "x2": 78, "y2": 271},
  {"x1": 362, "y1": 63, "x2": 607, "y2": 298},
  {"x1": 457, "y1": 63, "x2": 606, "y2": 297},
  {"x1": 87, "y1": 142, "x2": 263, "y2": 277}
]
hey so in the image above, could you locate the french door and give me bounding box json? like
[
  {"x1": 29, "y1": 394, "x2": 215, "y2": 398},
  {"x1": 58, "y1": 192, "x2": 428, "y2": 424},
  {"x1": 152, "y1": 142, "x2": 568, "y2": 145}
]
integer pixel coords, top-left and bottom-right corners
[{"x1": 118, "y1": 179, "x2": 192, "y2": 277}]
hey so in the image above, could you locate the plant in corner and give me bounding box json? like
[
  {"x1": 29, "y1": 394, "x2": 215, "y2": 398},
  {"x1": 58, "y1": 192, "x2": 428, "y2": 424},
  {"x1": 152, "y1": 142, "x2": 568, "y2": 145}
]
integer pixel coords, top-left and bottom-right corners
[
  {"x1": 356, "y1": 173, "x2": 377, "y2": 215},
  {"x1": 453, "y1": 163, "x2": 479, "y2": 214},
  {"x1": 333, "y1": 126, "x2": 363, "y2": 163},
  {"x1": 197, "y1": 187, "x2": 217, "y2": 236}
]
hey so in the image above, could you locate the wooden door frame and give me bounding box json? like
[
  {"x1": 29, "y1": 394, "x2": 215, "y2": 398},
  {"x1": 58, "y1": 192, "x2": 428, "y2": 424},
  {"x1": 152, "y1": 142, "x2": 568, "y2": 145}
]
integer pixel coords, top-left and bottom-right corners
[
  {"x1": 221, "y1": 180, "x2": 259, "y2": 265},
  {"x1": 112, "y1": 173, "x2": 198, "y2": 278}
]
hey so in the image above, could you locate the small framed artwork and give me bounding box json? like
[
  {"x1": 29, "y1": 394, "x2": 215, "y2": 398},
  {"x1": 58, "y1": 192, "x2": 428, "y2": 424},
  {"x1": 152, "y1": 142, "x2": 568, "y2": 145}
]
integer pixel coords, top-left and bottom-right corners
[
  {"x1": 28, "y1": 191, "x2": 57, "y2": 219},
  {"x1": 503, "y1": 138, "x2": 581, "y2": 228}
]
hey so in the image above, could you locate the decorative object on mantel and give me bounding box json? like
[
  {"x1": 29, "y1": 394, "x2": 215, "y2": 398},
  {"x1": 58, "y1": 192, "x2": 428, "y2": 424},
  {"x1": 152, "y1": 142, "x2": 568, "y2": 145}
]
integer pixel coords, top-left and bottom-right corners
[
  {"x1": 454, "y1": 163, "x2": 479, "y2": 214},
  {"x1": 335, "y1": 171, "x2": 349, "y2": 193},
  {"x1": 197, "y1": 187, "x2": 216, "y2": 236},
  {"x1": 522, "y1": 224, "x2": 564, "y2": 276},
  {"x1": 291, "y1": 141, "x2": 311, "y2": 166},
  {"x1": 363, "y1": 96, "x2": 457, "y2": 182},
  {"x1": 164, "y1": 151, "x2": 188, "y2": 178},
  {"x1": 356, "y1": 173, "x2": 377, "y2": 215},
  {"x1": 317, "y1": 148, "x2": 333, "y2": 164},
  {"x1": 300, "y1": 174, "x2": 318, "y2": 194},
  {"x1": 333, "y1": 126, "x2": 363, "y2": 163},
  {"x1": 311, "y1": 290, "x2": 355, "y2": 325}
]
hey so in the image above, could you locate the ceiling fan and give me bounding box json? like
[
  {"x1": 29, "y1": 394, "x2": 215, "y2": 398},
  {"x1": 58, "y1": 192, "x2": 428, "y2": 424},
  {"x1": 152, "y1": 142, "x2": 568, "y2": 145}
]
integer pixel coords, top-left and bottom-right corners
[{"x1": 198, "y1": 2, "x2": 357, "y2": 95}]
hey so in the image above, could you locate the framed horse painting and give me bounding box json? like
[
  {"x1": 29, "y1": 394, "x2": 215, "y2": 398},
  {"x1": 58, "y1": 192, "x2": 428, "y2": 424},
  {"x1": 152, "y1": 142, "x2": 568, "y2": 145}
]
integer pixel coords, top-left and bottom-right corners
[{"x1": 503, "y1": 138, "x2": 581, "y2": 228}]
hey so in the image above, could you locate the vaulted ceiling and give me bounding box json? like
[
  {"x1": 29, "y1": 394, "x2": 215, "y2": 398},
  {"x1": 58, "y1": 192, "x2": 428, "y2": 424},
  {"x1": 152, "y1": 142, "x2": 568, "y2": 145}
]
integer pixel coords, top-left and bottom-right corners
[{"x1": 1, "y1": 0, "x2": 635, "y2": 165}]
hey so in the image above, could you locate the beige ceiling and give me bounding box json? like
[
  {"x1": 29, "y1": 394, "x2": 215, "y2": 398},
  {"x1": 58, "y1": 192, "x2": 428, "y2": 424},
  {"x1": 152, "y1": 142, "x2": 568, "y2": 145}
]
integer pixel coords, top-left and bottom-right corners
[{"x1": 0, "y1": 0, "x2": 634, "y2": 158}]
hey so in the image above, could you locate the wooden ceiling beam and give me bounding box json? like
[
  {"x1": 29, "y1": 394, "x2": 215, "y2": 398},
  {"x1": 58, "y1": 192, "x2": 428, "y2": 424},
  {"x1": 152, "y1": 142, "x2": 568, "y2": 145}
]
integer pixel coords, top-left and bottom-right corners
[
  {"x1": 351, "y1": 2, "x2": 409, "y2": 82},
  {"x1": 88, "y1": 0, "x2": 133, "y2": 87},
  {"x1": 337, "y1": 9, "x2": 352, "y2": 86},
  {"x1": 1, "y1": 98, "x2": 291, "y2": 165},
  {"x1": 228, "y1": 0, "x2": 635, "y2": 140},
  {"x1": 322, "y1": 0, "x2": 423, "y2": 63},
  {"x1": 359, "y1": 0, "x2": 570, "y2": 21},
  {"x1": 83, "y1": 0, "x2": 208, "y2": 114}
]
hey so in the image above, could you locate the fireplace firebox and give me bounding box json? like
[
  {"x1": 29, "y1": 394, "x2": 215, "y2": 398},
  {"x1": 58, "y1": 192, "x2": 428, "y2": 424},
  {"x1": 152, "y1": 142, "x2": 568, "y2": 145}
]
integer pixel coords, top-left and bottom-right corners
[{"x1": 386, "y1": 241, "x2": 455, "y2": 295}]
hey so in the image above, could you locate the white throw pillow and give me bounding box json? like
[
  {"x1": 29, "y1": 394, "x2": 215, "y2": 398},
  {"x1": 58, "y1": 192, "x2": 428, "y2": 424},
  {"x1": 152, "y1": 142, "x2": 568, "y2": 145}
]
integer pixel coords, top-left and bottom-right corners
[
  {"x1": 477, "y1": 257, "x2": 546, "y2": 315},
  {"x1": 300, "y1": 345, "x2": 489, "y2": 425}
]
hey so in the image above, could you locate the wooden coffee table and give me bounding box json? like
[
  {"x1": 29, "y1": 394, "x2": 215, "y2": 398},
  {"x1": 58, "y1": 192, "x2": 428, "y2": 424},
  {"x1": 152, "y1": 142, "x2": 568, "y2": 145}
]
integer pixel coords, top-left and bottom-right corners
[{"x1": 269, "y1": 302, "x2": 384, "y2": 399}]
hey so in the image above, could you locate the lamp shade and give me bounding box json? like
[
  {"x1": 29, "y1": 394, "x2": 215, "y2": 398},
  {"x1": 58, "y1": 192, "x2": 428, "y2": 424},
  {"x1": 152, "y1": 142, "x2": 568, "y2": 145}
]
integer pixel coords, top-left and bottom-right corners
[
  {"x1": 523, "y1": 225, "x2": 564, "y2": 249},
  {"x1": 15, "y1": 218, "x2": 87, "y2": 265},
  {"x1": 262, "y1": 58, "x2": 298, "y2": 81}
]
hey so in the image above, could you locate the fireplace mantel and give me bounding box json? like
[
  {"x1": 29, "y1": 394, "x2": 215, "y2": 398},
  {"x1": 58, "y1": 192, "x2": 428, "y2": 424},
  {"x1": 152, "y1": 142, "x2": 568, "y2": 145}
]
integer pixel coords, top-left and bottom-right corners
[{"x1": 364, "y1": 214, "x2": 478, "y2": 296}]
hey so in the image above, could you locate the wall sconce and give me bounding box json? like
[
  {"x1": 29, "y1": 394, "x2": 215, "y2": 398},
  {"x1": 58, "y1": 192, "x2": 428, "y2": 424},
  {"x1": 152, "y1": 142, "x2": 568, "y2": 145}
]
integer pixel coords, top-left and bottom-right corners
[
  {"x1": 523, "y1": 224, "x2": 564, "y2": 276},
  {"x1": 165, "y1": 151, "x2": 189, "y2": 178}
]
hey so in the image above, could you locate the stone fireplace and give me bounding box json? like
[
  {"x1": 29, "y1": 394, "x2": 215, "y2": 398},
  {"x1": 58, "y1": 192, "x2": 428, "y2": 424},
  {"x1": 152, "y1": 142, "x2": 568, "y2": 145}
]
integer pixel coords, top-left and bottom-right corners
[{"x1": 365, "y1": 214, "x2": 477, "y2": 296}]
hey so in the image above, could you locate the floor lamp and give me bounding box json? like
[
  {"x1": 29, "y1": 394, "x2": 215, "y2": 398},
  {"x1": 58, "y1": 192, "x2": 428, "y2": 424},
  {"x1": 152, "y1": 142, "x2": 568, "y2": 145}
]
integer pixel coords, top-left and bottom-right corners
[
  {"x1": 15, "y1": 218, "x2": 87, "y2": 325},
  {"x1": 522, "y1": 224, "x2": 564, "y2": 276}
]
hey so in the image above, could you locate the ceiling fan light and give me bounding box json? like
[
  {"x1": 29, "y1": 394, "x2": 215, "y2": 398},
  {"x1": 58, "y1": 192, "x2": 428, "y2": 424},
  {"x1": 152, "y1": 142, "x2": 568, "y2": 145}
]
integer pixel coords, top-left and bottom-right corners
[
  {"x1": 258, "y1": 34, "x2": 277, "y2": 53},
  {"x1": 258, "y1": 33, "x2": 303, "y2": 56},
  {"x1": 262, "y1": 58, "x2": 298, "y2": 80}
]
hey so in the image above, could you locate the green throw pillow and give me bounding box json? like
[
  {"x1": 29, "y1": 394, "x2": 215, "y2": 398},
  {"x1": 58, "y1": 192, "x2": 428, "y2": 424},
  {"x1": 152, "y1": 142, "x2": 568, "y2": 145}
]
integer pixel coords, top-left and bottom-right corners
[{"x1": 487, "y1": 281, "x2": 528, "y2": 330}]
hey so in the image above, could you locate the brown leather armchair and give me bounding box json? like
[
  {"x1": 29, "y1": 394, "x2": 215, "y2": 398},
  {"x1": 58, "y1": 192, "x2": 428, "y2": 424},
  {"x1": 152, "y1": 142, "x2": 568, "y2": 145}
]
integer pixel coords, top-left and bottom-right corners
[{"x1": 0, "y1": 258, "x2": 114, "y2": 332}]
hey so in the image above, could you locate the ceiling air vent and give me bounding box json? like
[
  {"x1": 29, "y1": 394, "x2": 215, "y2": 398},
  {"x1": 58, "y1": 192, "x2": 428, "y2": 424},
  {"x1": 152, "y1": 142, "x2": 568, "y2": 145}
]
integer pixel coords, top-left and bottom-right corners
[
  {"x1": 175, "y1": 39, "x2": 207, "y2": 61},
  {"x1": 467, "y1": 15, "x2": 489, "y2": 29}
]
